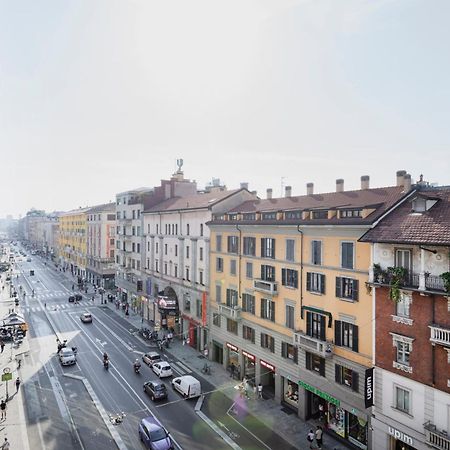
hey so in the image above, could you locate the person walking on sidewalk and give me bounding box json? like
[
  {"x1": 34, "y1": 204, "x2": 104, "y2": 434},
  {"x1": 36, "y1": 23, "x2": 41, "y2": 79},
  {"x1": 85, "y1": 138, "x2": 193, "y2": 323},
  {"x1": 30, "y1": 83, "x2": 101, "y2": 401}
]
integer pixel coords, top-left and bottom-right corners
[
  {"x1": 257, "y1": 383, "x2": 263, "y2": 399},
  {"x1": 0, "y1": 400, "x2": 6, "y2": 420},
  {"x1": 15, "y1": 377, "x2": 21, "y2": 393},
  {"x1": 0, "y1": 340, "x2": 4, "y2": 353},
  {"x1": 1, "y1": 437, "x2": 10, "y2": 450},
  {"x1": 307, "y1": 429, "x2": 315, "y2": 449},
  {"x1": 315, "y1": 425, "x2": 323, "y2": 449}
]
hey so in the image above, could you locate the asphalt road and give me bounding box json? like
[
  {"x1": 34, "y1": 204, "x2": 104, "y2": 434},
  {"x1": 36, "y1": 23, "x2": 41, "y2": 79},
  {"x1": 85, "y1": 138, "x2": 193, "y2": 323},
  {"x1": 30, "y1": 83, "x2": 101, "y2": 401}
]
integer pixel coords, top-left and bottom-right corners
[{"x1": 13, "y1": 249, "x2": 297, "y2": 450}]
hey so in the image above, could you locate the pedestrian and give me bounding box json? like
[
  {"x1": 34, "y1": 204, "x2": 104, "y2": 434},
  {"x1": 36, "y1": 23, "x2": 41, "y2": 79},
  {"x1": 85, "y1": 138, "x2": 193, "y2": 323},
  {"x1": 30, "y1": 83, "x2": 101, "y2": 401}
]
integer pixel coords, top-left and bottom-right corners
[
  {"x1": 15, "y1": 377, "x2": 21, "y2": 393},
  {"x1": 44, "y1": 302, "x2": 47, "y2": 309},
  {"x1": 72, "y1": 284, "x2": 74, "y2": 291},
  {"x1": 0, "y1": 399, "x2": 6, "y2": 420},
  {"x1": 315, "y1": 425, "x2": 323, "y2": 449},
  {"x1": 0, "y1": 340, "x2": 4, "y2": 353},
  {"x1": 1, "y1": 437, "x2": 9, "y2": 450},
  {"x1": 229, "y1": 362, "x2": 235, "y2": 378},
  {"x1": 307, "y1": 429, "x2": 315, "y2": 449},
  {"x1": 318, "y1": 403, "x2": 324, "y2": 421},
  {"x1": 257, "y1": 383, "x2": 263, "y2": 399}
]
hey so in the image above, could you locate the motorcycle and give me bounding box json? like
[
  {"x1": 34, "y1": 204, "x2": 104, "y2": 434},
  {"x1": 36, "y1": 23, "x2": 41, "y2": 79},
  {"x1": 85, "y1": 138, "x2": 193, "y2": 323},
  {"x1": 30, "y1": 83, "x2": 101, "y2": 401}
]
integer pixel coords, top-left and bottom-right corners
[
  {"x1": 104, "y1": 359, "x2": 109, "y2": 370},
  {"x1": 134, "y1": 363, "x2": 141, "y2": 374}
]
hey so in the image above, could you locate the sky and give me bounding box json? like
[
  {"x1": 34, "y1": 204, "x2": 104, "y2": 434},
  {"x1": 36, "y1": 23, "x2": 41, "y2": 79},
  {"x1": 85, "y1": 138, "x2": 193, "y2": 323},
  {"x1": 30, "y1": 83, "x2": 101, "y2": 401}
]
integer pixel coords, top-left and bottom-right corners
[{"x1": 0, "y1": 0, "x2": 449, "y2": 218}]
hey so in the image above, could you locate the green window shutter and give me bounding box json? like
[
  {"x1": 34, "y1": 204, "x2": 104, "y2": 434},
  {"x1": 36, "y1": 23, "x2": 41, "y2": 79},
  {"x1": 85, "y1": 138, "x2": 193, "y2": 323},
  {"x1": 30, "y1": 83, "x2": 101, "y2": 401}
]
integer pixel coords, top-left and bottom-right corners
[
  {"x1": 335, "y1": 321, "x2": 342, "y2": 346},
  {"x1": 352, "y1": 325, "x2": 359, "y2": 352},
  {"x1": 335, "y1": 277, "x2": 342, "y2": 297}
]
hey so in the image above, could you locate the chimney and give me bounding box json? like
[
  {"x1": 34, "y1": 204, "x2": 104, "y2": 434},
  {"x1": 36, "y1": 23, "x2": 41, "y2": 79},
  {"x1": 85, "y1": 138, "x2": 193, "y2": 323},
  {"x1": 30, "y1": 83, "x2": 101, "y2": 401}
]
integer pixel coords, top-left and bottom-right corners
[
  {"x1": 396, "y1": 170, "x2": 406, "y2": 187},
  {"x1": 266, "y1": 188, "x2": 273, "y2": 199},
  {"x1": 285, "y1": 186, "x2": 292, "y2": 197},
  {"x1": 306, "y1": 183, "x2": 314, "y2": 195},
  {"x1": 336, "y1": 179, "x2": 344, "y2": 193},
  {"x1": 251, "y1": 190, "x2": 257, "y2": 196},
  {"x1": 240, "y1": 182, "x2": 249, "y2": 190},
  {"x1": 360, "y1": 175, "x2": 370, "y2": 190},
  {"x1": 403, "y1": 173, "x2": 412, "y2": 192}
]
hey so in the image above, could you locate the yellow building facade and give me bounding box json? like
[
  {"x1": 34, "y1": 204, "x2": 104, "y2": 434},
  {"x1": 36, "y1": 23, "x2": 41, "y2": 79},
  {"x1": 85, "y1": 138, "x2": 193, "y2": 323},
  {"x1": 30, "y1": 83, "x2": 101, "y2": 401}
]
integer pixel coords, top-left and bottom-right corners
[
  {"x1": 58, "y1": 208, "x2": 89, "y2": 278},
  {"x1": 208, "y1": 181, "x2": 406, "y2": 450}
]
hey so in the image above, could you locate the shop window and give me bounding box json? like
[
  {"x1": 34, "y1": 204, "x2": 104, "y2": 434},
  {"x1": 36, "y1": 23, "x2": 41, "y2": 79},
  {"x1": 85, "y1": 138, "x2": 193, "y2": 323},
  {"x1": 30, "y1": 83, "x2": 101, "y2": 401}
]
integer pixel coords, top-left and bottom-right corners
[
  {"x1": 335, "y1": 321, "x2": 359, "y2": 352},
  {"x1": 242, "y1": 293, "x2": 255, "y2": 314},
  {"x1": 282, "y1": 268, "x2": 298, "y2": 288},
  {"x1": 335, "y1": 364, "x2": 359, "y2": 392},
  {"x1": 327, "y1": 404, "x2": 345, "y2": 438},
  {"x1": 260, "y1": 333, "x2": 275, "y2": 352},
  {"x1": 212, "y1": 313, "x2": 221, "y2": 327},
  {"x1": 348, "y1": 413, "x2": 368, "y2": 449},
  {"x1": 335, "y1": 277, "x2": 358, "y2": 301},
  {"x1": 305, "y1": 352, "x2": 325, "y2": 376},
  {"x1": 216, "y1": 257, "x2": 223, "y2": 272},
  {"x1": 227, "y1": 319, "x2": 238, "y2": 335},
  {"x1": 243, "y1": 325, "x2": 255, "y2": 343},
  {"x1": 395, "y1": 386, "x2": 411, "y2": 414},
  {"x1": 281, "y1": 342, "x2": 298, "y2": 363},
  {"x1": 283, "y1": 379, "x2": 298, "y2": 407},
  {"x1": 307, "y1": 272, "x2": 325, "y2": 294}
]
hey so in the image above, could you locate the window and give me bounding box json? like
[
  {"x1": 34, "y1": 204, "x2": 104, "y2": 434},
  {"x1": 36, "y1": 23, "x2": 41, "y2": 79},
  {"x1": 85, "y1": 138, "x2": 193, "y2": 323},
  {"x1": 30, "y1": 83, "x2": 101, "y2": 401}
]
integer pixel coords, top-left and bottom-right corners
[
  {"x1": 164, "y1": 263, "x2": 167, "y2": 275},
  {"x1": 395, "y1": 386, "x2": 411, "y2": 414},
  {"x1": 335, "y1": 365, "x2": 359, "y2": 391},
  {"x1": 185, "y1": 268, "x2": 190, "y2": 281},
  {"x1": 137, "y1": 243, "x2": 140, "y2": 253},
  {"x1": 261, "y1": 333, "x2": 275, "y2": 352},
  {"x1": 282, "y1": 268, "x2": 298, "y2": 288},
  {"x1": 396, "y1": 292, "x2": 412, "y2": 317},
  {"x1": 261, "y1": 265, "x2": 275, "y2": 282},
  {"x1": 156, "y1": 224, "x2": 159, "y2": 234},
  {"x1": 243, "y1": 213, "x2": 256, "y2": 220},
  {"x1": 246, "y1": 262, "x2": 253, "y2": 279},
  {"x1": 227, "y1": 319, "x2": 238, "y2": 335},
  {"x1": 216, "y1": 257, "x2": 224, "y2": 272},
  {"x1": 396, "y1": 340, "x2": 412, "y2": 366},
  {"x1": 285, "y1": 210, "x2": 301, "y2": 219},
  {"x1": 312, "y1": 210, "x2": 328, "y2": 219},
  {"x1": 174, "y1": 265, "x2": 178, "y2": 278},
  {"x1": 199, "y1": 270, "x2": 203, "y2": 285},
  {"x1": 200, "y1": 224, "x2": 204, "y2": 236},
  {"x1": 306, "y1": 352, "x2": 325, "y2": 376},
  {"x1": 132, "y1": 242, "x2": 136, "y2": 252},
  {"x1": 155, "y1": 260, "x2": 159, "y2": 272},
  {"x1": 175, "y1": 245, "x2": 178, "y2": 257},
  {"x1": 262, "y1": 212, "x2": 276, "y2": 220},
  {"x1": 216, "y1": 235, "x2": 222, "y2": 252},
  {"x1": 213, "y1": 313, "x2": 221, "y2": 327},
  {"x1": 311, "y1": 240, "x2": 322, "y2": 265},
  {"x1": 230, "y1": 259, "x2": 237, "y2": 275},
  {"x1": 175, "y1": 224, "x2": 178, "y2": 235},
  {"x1": 199, "y1": 247, "x2": 203, "y2": 261},
  {"x1": 227, "y1": 236, "x2": 239, "y2": 253},
  {"x1": 242, "y1": 293, "x2": 255, "y2": 314},
  {"x1": 164, "y1": 244, "x2": 168, "y2": 255},
  {"x1": 307, "y1": 272, "x2": 325, "y2": 294},
  {"x1": 286, "y1": 239, "x2": 295, "y2": 261},
  {"x1": 243, "y1": 325, "x2": 255, "y2": 343},
  {"x1": 281, "y1": 342, "x2": 298, "y2": 363},
  {"x1": 341, "y1": 242, "x2": 354, "y2": 269},
  {"x1": 186, "y1": 224, "x2": 190, "y2": 235},
  {"x1": 261, "y1": 238, "x2": 276, "y2": 258},
  {"x1": 243, "y1": 237, "x2": 256, "y2": 256},
  {"x1": 335, "y1": 321, "x2": 359, "y2": 352},
  {"x1": 260, "y1": 298, "x2": 275, "y2": 322},
  {"x1": 215, "y1": 285, "x2": 222, "y2": 303},
  {"x1": 186, "y1": 246, "x2": 190, "y2": 259},
  {"x1": 285, "y1": 305, "x2": 295, "y2": 329},
  {"x1": 336, "y1": 277, "x2": 358, "y2": 301},
  {"x1": 156, "y1": 243, "x2": 159, "y2": 254},
  {"x1": 306, "y1": 312, "x2": 326, "y2": 341},
  {"x1": 226, "y1": 289, "x2": 238, "y2": 308},
  {"x1": 395, "y1": 248, "x2": 412, "y2": 273},
  {"x1": 196, "y1": 299, "x2": 202, "y2": 318},
  {"x1": 340, "y1": 209, "x2": 362, "y2": 218}
]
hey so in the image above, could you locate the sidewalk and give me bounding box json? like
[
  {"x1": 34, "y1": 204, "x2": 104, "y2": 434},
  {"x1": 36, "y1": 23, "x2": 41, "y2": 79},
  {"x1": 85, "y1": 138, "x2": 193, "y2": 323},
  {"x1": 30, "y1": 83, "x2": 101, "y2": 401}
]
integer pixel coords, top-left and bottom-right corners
[
  {"x1": 102, "y1": 300, "x2": 350, "y2": 450},
  {"x1": 0, "y1": 270, "x2": 31, "y2": 450}
]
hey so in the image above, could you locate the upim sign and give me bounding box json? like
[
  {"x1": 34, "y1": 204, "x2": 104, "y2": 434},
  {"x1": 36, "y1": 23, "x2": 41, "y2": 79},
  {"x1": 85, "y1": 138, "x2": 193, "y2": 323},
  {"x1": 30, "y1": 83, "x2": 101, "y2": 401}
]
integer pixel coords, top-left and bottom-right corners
[
  {"x1": 364, "y1": 368, "x2": 374, "y2": 408},
  {"x1": 388, "y1": 427, "x2": 413, "y2": 446}
]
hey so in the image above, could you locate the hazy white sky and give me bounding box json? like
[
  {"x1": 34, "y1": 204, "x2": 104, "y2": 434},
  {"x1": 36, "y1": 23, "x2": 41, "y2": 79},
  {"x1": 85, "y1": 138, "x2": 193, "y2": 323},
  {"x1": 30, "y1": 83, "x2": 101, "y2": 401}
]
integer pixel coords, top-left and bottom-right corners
[{"x1": 1, "y1": 0, "x2": 449, "y2": 218}]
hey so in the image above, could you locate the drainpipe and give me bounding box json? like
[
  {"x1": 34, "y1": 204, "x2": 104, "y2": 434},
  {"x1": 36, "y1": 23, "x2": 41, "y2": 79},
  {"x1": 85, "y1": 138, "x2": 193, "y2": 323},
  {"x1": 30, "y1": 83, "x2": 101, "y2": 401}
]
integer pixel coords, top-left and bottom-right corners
[
  {"x1": 432, "y1": 295, "x2": 436, "y2": 385},
  {"x1": 296, "y1": 225, "x2": 304, "y2": 319},
  {"x1": 236, "y1": 225, "x2": 242, "y2": 300}
]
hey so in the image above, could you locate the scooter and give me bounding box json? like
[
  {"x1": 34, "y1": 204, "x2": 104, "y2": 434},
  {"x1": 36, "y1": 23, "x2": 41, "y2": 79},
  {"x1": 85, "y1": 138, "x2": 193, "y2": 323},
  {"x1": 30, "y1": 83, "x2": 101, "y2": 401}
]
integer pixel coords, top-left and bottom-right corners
[
  {"x1": 104, "y1": 359, "x2": 109, "y2": 370},
  {"x1": 134, "y1": 364, "x2": 141, "y2": 374}
]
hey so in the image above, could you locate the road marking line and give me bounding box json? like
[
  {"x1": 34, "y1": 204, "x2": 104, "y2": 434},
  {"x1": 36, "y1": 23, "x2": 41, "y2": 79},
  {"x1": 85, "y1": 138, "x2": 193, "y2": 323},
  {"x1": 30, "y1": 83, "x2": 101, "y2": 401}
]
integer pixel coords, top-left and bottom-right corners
[
  {"x1": 176, "y1": 361, "x2": 191, "y2": 372},
  {"x1": 196, "y1": 410, "x2": 242, "y2": 449}
]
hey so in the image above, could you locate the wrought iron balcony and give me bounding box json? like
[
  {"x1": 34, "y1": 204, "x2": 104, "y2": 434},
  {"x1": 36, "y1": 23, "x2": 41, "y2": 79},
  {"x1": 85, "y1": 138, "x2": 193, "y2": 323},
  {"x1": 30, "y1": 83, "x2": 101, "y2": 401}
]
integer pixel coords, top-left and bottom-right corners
[
  {"x1": 425, "y1": 275, "x2": 446, "y2": 293},
  {"x1": 430, "y1": 325, "x2": 450, "y2": 347},
  {"x1": 218, "y1": 304, "x2": 242, "y2": 321},
  {"x1": 253, "y1": 279, "x2": 278, "y2": 296},
  {"x1": 293, "y1": 331, "x2": 334, "y2": 358},
  {"x1": 424, "y1": 421, "x2": 450, "y2": 450}
]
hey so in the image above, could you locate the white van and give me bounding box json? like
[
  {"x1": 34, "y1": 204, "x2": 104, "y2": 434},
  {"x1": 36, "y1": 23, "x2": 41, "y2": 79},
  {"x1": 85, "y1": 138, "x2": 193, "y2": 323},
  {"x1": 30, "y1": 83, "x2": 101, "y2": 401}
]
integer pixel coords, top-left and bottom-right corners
[
  {"x1": 171, "y1": 375, "x2": 201, "y2": 399},
  {"x1": 59, "y1": 348, "x2": 76, "y2": 366}
]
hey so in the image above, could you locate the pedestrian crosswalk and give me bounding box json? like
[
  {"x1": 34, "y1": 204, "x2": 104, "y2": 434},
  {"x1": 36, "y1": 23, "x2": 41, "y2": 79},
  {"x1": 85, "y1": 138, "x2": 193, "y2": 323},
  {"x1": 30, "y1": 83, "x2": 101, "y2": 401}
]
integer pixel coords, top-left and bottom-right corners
[
  {"x1": 167, "y1": 359, "x2": 192, "y2": 376},
  {"x1": 22, "y1": 300, "x2": 93, "y2": 313},
  {"x1": 33, "y1": 291, "x2": 69, "y2": 299}
]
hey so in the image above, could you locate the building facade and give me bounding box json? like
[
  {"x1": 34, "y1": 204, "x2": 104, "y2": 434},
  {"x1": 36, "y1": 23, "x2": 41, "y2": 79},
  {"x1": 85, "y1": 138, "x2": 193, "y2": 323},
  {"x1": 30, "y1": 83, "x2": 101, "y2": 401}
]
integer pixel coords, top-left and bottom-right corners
[
  {"x1": 208, "y1": 176, "x2": 409, "y2": 450},
  {"x1": 86, "y1": 203, "x2": 116, "y2": 289},
  {"x1": 361, "y1": 182, "x2": 450, "y2": 450}
]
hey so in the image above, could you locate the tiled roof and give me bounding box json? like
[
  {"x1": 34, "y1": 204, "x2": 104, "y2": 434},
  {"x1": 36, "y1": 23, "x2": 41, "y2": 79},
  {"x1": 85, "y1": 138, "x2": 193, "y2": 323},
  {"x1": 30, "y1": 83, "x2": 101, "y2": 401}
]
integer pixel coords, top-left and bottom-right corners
[
  {"x1": 87, "y1": 203, "x2": 115, "y2": 213},
  {"x1": 144, "y1": 189, "x2": 241, "y2": 213},
  {"x1": 360, "y1": 187, "x2": 450, "y2": 245}
]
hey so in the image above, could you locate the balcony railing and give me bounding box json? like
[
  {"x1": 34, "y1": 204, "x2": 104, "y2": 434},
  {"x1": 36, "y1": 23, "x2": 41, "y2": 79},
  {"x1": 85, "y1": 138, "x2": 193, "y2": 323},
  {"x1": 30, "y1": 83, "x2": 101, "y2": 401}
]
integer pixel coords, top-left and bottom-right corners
[
  {"x1": 430, "y1": 325, "x2": 450, "y2": 347},
  {"x1": 253, "y1": 279, "x2": 278, "y2": 296},
  {"x1": 218, "y1": 304, "x2": 242, "y2": 321},
  {"x1": 293, "y1": 331, "x2": 334, "y2": 358},
  {"x1": 425, "y1": 275, "x2": 446, "y2": 292},
  {"x1": 424, "y1": 421, "x2": 450, "y2": 450}
]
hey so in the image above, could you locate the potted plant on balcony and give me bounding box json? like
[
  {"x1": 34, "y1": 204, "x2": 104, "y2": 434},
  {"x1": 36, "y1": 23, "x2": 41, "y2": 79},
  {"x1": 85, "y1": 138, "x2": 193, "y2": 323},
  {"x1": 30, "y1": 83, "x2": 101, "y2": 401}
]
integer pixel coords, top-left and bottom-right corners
[
  {"x1": 440, "y1": 272, "x2": 450, "y2": 296},
  {"x1": 373, "y1": 263, "x2": 382, "y2": 283},
  {"x1": 387, "y1": 266, "x2": 407, "y2": 302}
]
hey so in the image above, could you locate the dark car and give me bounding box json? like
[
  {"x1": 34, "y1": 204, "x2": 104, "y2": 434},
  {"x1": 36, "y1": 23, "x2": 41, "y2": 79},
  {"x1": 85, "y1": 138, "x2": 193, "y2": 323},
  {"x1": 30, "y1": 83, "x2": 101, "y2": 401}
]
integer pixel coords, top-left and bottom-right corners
[
  {"x1": 68, "y1": 295, "x2": 75, "y2": 303},
  {"x1": 75, "y1": 294, "x2": 82, "y2": 302},
  {"x1": 143, "y1": 381, "x2": 168, "y2": 402},
  {"x1": 138, "y1": 416, "x2": 173, "y2": 450}
]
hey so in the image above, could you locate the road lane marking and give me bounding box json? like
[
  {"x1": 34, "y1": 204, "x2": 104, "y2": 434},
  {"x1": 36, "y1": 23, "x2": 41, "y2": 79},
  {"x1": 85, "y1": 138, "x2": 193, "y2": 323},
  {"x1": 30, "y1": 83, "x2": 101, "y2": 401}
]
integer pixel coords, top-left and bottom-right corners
[{"x1": 196, "y1": 411, "x2": 242, "y2": 449}]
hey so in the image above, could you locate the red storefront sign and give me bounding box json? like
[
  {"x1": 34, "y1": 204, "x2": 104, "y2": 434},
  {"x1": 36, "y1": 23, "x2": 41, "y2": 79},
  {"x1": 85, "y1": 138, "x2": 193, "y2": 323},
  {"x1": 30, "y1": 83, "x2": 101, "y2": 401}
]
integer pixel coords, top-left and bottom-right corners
[
  {"x1": 226, "y1": 342, "x2": 238, "y2": 352},
  {"x1": 260, "y1": 359, "x2": 275, "y2": 372},
  {"x1": 242, "y1": 350, "x2": 255, "y2": 361},
  {"x1": 202, "y1": 292, "x2": 207, "y2": 327}
]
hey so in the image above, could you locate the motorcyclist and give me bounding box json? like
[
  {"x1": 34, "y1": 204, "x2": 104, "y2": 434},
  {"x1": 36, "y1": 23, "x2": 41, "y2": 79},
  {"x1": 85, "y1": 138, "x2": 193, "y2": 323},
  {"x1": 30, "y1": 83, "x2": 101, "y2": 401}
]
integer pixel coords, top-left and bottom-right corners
[
  {"x1": 133, "y1": 359, "x2": 141, "y2": 372},
  {"x1": 103, "y1": 352, "x2": 109, "y2": 363}
]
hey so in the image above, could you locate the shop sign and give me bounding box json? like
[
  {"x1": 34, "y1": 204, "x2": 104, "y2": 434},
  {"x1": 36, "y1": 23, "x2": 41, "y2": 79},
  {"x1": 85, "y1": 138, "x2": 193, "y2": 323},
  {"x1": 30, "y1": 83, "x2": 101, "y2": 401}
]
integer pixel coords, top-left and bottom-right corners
[
  {"x1": 298, "y1": 380, "x2": 340, "y2": 406},
  {"x1": 388, "y1": 427, "x2": 413, "y2": 446},
  {"x1": 157, "y1": 296, "x2": 178, "y2": 311},
  {"x1": 364, "y1": 368, "x2": 374, "y2": 408},
  {"x1": 260, "y1": 359, "x2": 275, "y2": 372},
  {"x1": 242, "y1": 350, "x2": 255, "y2": 361},
  {"x1": 226, "y1": 342, "x2": 238, "y2": 352}
]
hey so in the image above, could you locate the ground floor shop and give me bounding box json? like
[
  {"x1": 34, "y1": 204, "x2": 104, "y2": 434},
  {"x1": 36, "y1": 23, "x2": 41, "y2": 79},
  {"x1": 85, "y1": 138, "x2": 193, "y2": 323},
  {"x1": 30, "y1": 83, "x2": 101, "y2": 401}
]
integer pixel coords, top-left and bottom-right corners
[
  {"x1": 372, "y1": 416, "x2": 423, "y2": 450},
  {"x1": 86, "y1": 269, "x2": 115, "y2": 289},
  {"x1": 180, "y1": 315, "x2": 206, "y2": 351}
]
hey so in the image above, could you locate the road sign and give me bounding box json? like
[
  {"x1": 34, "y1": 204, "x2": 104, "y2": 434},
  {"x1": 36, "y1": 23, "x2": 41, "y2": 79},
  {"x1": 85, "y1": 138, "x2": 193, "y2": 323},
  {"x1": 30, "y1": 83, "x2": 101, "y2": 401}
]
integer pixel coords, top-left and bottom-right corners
[{"x1": 1, "y1": 373, "x2": 12, "y2": 382}]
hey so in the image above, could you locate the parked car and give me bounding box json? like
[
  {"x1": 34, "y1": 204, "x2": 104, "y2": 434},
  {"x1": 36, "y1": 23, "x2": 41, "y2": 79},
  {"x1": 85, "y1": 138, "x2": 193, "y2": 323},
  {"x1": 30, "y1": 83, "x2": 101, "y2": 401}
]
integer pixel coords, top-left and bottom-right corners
[
  {"x1": 143, "y1": 381, "x2": 168, "y2": 401},
  {"x1": 80, "y1": 313, "x2": 92, "y2": 323},
  {"x1": 59, "y1": 348, "x2": 76, "y2": 366},
  {"x1": 152, "y1": 361, "x2": 173, "y2": 378},
  {"x1": 142, "y1": 351, "x2": 161, "y2": 367},
  {"x1": 68, "y1": 295, "x2": 75, "y2": 303},
  {"x1": 171, "y1": 375, "x2": 201, "y2": 399},
  {"x1": 138, "y1": 416, "x2": 174, "y2": 450}
]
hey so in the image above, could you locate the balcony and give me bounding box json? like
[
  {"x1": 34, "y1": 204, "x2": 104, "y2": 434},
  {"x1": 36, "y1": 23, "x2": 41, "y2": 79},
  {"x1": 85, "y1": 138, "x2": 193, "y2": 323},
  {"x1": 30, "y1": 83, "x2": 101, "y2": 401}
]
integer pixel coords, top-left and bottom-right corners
[
  {"x1": 253, "y1": 279, "x2": 278, "y2": 296},
  {"x1": 425, "y1": 275, "x2": 446, "y2": 293},
  {"x1": 293, "y1": 331, "x2": 334, "y2": 358},
  {"x1": 424, "y1": 421, "x2": 450, "y2": 450},
  {"x1": 430, "y1": 325, "x2": 450, "y2": 347},
  {"x1": 218, "y1": 304, "x2": 242, "y2": 321}
]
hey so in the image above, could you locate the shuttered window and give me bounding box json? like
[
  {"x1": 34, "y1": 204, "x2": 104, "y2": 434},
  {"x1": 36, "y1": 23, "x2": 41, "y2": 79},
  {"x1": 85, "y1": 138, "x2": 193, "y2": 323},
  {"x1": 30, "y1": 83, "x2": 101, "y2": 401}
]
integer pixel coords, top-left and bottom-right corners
[
  {"x1": 335, "y1": 277, "x2": 358, "y2": 301},
  {"x1": 282, "y1": 268, "x2": 298, "y2": 288},
  {"x1": 335, "y1": 321, "x2": 359, "y2": 352},
  {"x1": 261, "y1": 238, "x2": 276, "y2": 259},
  {"x1": 341, "y1": 242, "x2": 354, "y2": 269},
  {"x1": 306, "y1": 352, "x2": 325, "y2": 376},
  {"x1": 335, "y1": 364, "x2": 359, "y2": 392},
  {"x1": 306, "y1": 312, "x2": 326, "y2": 341},
  {"x1": 306, "y1": 272, "x2": 325, "y2": 294},
  {"x1": 281, "y1": 342, "x2": 298, "y2": 363}
]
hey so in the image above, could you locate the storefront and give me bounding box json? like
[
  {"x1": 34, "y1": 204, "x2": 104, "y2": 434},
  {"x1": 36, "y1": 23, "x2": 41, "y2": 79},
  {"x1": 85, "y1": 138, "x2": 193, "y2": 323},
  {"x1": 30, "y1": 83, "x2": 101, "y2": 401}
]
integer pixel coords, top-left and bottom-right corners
[
  {"x1": 226, "y1": 342, "x2": 240, "y2": 375},
  {"x1": 282, "y1": 377, "x2": 299, "y2": 410},
  {"x1": 387, "y1": 427, "x2": 416, "y2": 450},
  {"x1": 300, "y1": 380, "x2": 369, "y2": 449},
  {"x1": 242, "y1": 350, "x2": 256, "y2": 384},
  {"x1": 212, "y1": 341, "x2": 223, "y2": 364},
  {"x1": 260, "y1": 359, "x2": 275, "y2": 398}
]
